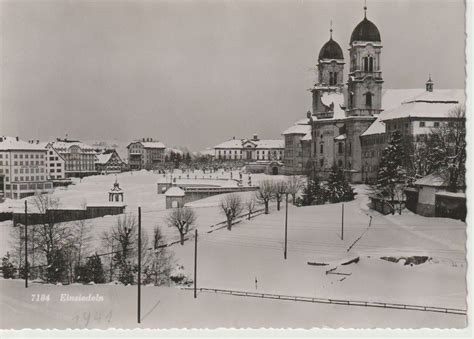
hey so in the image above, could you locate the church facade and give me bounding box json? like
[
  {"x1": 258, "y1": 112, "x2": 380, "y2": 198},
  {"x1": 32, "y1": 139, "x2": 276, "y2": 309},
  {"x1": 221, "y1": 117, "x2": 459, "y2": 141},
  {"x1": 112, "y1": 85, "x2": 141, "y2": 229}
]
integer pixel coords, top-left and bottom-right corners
[{"x1": 282, "y1": 6, "x2": 464, "y2": 183}]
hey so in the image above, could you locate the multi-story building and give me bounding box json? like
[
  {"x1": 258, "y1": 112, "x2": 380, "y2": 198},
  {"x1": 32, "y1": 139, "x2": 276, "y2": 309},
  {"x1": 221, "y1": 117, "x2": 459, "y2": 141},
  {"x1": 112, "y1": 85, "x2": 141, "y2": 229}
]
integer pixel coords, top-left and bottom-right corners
[
  {"x1": 127, "y1": 138, "x2": 166, "y2": 170},
  {"x1": 282, "y1": 118, "x2": 312, "y2": 174},
  {"x1": 0, "y1": 136, "x2": 53, "y2": 199},
  {"x1": 96, "y1": 149, "x2": 127, "y2": 174},
  {"x1": 213, "y1": 134, "x2": 284, "y2": 161},
  {"x1": 360, "y1": 83, "x2": 465, "y2": 182},
  {"x1": 39, "y1": 142, "x2": 66, "y2": 180},
  {"x1": 49, "y1": 139, "x2": 98, "y2": 178}
]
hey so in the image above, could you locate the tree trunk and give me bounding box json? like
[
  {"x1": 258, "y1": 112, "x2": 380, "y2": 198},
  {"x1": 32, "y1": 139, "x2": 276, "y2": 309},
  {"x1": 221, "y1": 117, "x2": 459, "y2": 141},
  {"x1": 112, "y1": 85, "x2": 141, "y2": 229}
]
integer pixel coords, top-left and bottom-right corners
[
  {"x1": 180, "y1": 232, "x2": 185, "y2": 245},
  {"x1": 227, "y1": 218, "x2": 232, "y2": 231},
  {"x1": 248, "y1": 212, "x2": 251, "y2": 220},
  {"x1": 291, "y1": 194, "x2": 296, "y2": 205},
  {"x1": 264, "y1": 201, "x2": 269, "y2": 214},
  {"x1": 277, "y1": 198, "x2": 281, "y2": 211}
]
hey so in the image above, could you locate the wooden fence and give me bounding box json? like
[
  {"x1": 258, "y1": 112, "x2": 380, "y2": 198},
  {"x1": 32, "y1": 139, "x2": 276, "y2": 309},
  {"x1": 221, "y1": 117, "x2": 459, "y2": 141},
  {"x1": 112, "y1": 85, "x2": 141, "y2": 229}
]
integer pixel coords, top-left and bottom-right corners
[{"x1": 183, "y1": 287, "x2": 467, "y2": 316}]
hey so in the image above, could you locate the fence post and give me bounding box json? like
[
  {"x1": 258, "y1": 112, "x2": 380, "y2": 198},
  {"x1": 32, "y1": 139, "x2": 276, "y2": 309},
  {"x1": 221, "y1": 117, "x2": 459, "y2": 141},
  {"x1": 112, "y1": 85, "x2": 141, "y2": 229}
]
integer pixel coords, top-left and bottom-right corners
[
  {"x1": 24, "y1": 200, "x2": 28, "y2": 288},
  {"x1": 137, "y1": 206, "x2": 141, "y2": 324}
]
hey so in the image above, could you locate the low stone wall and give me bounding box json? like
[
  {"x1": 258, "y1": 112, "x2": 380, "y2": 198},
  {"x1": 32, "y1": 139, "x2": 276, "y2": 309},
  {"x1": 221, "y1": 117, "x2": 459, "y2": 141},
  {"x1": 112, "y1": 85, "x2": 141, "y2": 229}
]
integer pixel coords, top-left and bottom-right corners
[
  {"x1": 12, "y1": 205, "x2": 126, "y2": 226},
  {"x1": 405, "y1": 188, "x2": 419, "y2": 213},
  {"x1": 0, "y1": 212, "x2": 13, "y2": 222},
  {"x1": 435, "y1": 193, "x2": 466, "y2": 221}
]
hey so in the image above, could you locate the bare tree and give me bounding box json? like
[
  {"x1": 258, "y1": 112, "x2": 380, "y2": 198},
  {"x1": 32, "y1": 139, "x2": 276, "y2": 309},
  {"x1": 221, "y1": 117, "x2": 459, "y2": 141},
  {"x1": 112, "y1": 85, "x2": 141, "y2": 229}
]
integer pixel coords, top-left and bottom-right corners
[
  {"x1": 102, "y1": 214, "x2": 138, "y2": 284},
  {"x1": 273, "y1": 180, "x2": 288, "y2": 211},
  {"x1": 427, "y1": 105, "x2": 466, "y2": 192},
  {"x1": 245, "y1": 197, "x2": 257, "y2": 220},
  {"x1": 286, "y1": 176, "x2": 304, "y2": 205},
  {"x1": 255, "y1": 180, "x2": 275, "y2": 214},
  {"x1": 31, "y1": 193, "x2": 76, "y2": 282},
  {"x1": 219, "y1": 193, "x2": 244, "y2": 230},
  {"x1": 144, "y1": 226, "x2": 173, "y2": 286},
  {"x1": 166, "y1": 207, "x2": 197, "y2": 245},
  {"x1": 73, "y1": 219, "x2": 93, "y2": 268}
]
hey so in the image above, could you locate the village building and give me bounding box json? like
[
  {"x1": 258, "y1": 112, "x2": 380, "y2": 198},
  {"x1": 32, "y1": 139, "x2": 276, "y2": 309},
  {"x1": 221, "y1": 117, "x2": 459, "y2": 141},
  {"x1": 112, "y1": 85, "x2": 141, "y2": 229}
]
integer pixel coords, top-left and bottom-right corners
[
  {"x1": 49, "y1": 139, "x2": 98, "y2": 178},
  {"x1": 96, "y1": 149, "x2": 127, "y2": 174},
  {"x1": 360, "y1": 84, "x2": 465, "y2": 182},
  {"x1": 213, "y1": 134, "x2": 284, "y2": 161},
  {"x1": 282, "y1": 118, "x2": 312, "y2": 174},
  {"x1": 0, "y1": 136, "x2": 53, "y2": 199},
  {"x1": 43, "y1": 142, "x2": 66, "y2": 180},
  {"x1": 127, "y1": 138, "x2": 166, "y2": 170},
  {"x1": 404, "y1": 172, "x2": 466, "y2": 220}
]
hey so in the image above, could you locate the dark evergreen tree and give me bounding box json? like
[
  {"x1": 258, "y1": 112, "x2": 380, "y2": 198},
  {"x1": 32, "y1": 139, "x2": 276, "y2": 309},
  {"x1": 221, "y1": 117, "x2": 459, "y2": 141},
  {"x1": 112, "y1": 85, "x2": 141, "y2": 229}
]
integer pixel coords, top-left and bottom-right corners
[
  {"x1": 2, "y1": 252, "x2": 16, "y2": 279},
  {"x1": 76, "y1": 254, "x2": 106, "y2": 284},
  {"x1": 376, "y1": 130, "x2": 407, "y2": 202},
  {"x1": 45, "y1": 249, "x2": 69, "y2": 283},
  {"x1": 299, "y1": 175, "x2": 326, "y2": 206},
  {"x1": 326, "y1": 164, "x2": 356, "y2": 203}
]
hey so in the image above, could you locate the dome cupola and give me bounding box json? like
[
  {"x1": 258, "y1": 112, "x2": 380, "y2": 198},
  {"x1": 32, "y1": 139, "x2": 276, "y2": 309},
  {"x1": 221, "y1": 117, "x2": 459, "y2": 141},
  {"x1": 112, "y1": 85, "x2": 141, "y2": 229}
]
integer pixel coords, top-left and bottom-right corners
[
  {"x1": 350, "y1": 6, "x2": 381, "y2": 44},
  {"x1": 319, "y1": 38, "x2": 344, "y2": 61}
]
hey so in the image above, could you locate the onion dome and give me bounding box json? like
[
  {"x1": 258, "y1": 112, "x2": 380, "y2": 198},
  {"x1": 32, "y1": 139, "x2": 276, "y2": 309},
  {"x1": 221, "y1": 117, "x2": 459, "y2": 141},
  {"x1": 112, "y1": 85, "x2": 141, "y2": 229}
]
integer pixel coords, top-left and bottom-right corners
[
  {"x1": 350, "y1": 8, "x2": 381, "y2": 43},
  {"x1": 319, "y1": 38, "x2": 344, "y2": 60}
]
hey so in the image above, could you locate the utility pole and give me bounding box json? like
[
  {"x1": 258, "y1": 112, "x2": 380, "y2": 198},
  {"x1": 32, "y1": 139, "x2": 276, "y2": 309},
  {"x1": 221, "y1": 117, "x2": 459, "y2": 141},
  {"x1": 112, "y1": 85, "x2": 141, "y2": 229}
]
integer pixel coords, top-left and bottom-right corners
[
  {"x1": 284, "y1": 193, "x2": 288, "y2": 260},
  {"x1": 137, "y1": 206, "x2": 141, "y2": 324},
  {"x1": 24, "y1": 200, "x2": 28, "y2": 288},
  {"x1": 341, "y1": 203, "x2": 344, "y2": 241},
  {"x1": 194, "y1": 229, "x2": 198, "y2": 298}
]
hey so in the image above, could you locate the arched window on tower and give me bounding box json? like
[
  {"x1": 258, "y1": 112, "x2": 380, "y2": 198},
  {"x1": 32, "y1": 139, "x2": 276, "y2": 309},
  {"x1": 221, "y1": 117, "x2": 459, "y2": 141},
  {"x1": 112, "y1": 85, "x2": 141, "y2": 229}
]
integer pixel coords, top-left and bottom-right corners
[
  {"x1": 368, "y1": 56, "x2": 374, "y2": 72},
  {"x1": 365, "y1": 92, "x2": 373, "y2": 107},
  {"x1": 363, "y1": 57, "x2": 369, "y2": 72}
]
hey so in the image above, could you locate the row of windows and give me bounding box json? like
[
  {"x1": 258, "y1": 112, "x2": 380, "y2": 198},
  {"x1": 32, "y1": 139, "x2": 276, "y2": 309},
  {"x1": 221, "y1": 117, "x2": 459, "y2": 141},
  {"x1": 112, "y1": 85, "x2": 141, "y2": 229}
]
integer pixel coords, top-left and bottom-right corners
[
  {"x1": 14, "y1": 168, "x2": 44, "y2": 174},
  {"x1": 12, "y1": 153, "x2": 45, "y2": 159},
  {"x1": 12, "y1": 161, "x2": 44, "y2": 166},
  {"x1": 11, "y1": 176, "x2": 46, "y2": 182}
]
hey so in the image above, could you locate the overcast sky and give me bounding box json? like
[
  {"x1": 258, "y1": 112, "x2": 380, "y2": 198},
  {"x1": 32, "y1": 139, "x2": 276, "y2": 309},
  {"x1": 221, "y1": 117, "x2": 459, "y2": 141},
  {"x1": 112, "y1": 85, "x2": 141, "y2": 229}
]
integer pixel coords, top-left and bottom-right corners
[{"x1": 0, "y1": 0, "x2": 465, "y2": 151}]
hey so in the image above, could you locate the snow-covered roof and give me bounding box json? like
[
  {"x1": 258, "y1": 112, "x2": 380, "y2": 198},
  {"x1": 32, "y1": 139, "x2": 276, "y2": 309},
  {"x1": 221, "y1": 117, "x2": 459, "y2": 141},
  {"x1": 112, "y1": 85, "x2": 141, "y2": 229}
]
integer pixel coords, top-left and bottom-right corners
[
  {"x1": 361, "y1": 89, "x2": 464, "y2": 137},
  {"x1": 0, "y1": 136, "x2": 47, "y2": 151},
  {"x1": 214, "y1": 138, "x2": 283, "y2": 149},
  {"x1": 415, "y1": 171, "x2": 465, "y2": 188},
  {"x1": 215, "y1": 139, "x2": 245, "y2": 148},
  {"x1": 50, "y1": 140, "x2": 97, "y2": 152},
  {"x1": 301, "y1": 132, "x2": 312, "y2": 141},
  {"x1": 165, "y1": 186, "x2": 185, "y2": 197},
  {"x1": 282, "y1": 124, "x2": 311, "y2": 135},
  {"x1": 435, "y1": 191, "x2": 466, "y2": 198},
  {"x1": 315, "y1": 92, "x2": 346, "y2": 120},
  {"x1": 381, "y1": 101, "x2": 463, "y2": 121},
  {"x1": 255, "y1": 139, "x2": 284, "y2": 148},
  {"x1": 414, "y1": 173, "x2": 447, "y2": 187},
  {"x1": 141, "y1": 141, "x2": 166, "y2": 149},
  {"x1": 127, "y1": 141, "x2": 166, "y2": 149},
  {"x1": 96, "y1": 153, "x2": 113, "y2": 164}
]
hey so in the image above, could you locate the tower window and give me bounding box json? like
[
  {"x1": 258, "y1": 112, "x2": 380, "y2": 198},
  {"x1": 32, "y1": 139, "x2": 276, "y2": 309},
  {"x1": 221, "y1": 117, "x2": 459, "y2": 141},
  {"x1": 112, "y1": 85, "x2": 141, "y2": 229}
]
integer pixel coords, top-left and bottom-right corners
[
  {"x1": 338, "y1": 143, "x2": 343, "y2": 154},
  {"x1": 320, "y1": 144, "x2": 323, "y2": 154},
  {"x1": 365, "y1": 92, "x2": 373, "y2": 107},
  {"x1": 329, "y1": 72, "x2": 337, "y2": 86},
  {"x1": 368, "y1": 57, "x2": 374, "y2": 72},
  {"x1": 363, "y1": 57, "x2": 369, "y2": 72}
]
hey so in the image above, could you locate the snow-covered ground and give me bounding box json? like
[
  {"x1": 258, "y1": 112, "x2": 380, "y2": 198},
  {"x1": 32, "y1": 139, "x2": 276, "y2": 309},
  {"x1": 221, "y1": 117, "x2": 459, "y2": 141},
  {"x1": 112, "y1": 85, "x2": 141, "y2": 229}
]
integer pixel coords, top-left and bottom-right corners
[{"x1": 0, "y1": 170, "x2": 467, "y2": 328}]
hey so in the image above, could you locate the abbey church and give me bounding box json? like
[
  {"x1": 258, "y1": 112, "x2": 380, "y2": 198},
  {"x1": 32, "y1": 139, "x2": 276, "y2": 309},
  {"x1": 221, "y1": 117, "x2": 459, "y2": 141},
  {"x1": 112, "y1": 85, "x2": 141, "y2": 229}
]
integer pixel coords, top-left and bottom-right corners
[{"x1": 282, "y1": 6, "x2": 465, "y2": 182}]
